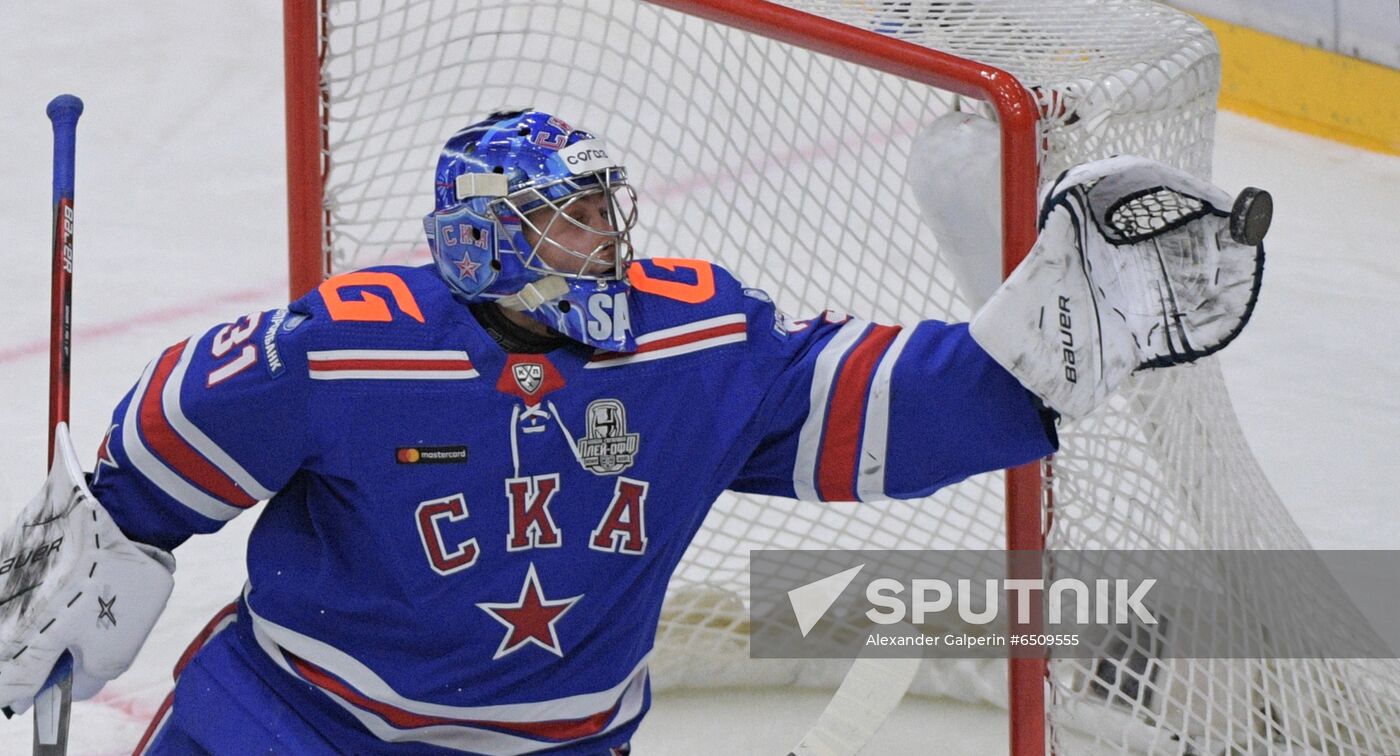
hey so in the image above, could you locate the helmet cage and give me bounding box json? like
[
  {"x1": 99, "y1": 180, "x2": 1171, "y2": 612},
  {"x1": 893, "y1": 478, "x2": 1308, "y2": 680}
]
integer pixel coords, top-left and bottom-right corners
[{"x1": 494, "y1": 166, "x2": 637, "y2": 283}]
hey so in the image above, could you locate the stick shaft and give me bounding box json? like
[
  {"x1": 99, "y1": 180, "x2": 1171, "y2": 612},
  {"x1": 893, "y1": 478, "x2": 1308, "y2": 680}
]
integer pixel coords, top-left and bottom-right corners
[
  {"x1": 36, "y1": 92, "x2": 84, "y2": 756},
  {"x1": 46, "y1": 95, "x2": 81, "y2": 463}
]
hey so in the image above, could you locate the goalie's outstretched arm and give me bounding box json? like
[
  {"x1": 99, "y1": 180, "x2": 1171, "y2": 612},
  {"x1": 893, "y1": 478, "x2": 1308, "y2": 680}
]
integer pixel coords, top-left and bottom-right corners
[{"x1": 728, "y1": 311, "x2": 1058, "y2": 503}]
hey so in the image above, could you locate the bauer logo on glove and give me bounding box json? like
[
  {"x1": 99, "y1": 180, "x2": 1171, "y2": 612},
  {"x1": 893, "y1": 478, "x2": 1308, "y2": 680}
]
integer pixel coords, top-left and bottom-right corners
[{"x1": 970, "y1": 155, "x2": 1270, "y2": 420}]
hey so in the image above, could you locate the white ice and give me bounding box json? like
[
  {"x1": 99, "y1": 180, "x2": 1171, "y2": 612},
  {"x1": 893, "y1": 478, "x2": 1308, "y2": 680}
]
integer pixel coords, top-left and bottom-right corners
[{"x1": 2, "y1": 2, "x2": 1398, "y2": 754}]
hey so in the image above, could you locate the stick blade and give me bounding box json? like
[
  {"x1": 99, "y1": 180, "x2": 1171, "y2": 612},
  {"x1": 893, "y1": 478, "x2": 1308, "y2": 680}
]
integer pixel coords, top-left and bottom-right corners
[{"x1": 789, "y1": 656, "x2": 921, "y2": 756}]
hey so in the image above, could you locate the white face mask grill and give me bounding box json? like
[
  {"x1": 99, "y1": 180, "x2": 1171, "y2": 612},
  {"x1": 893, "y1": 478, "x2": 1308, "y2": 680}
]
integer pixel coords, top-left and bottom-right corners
[{"x1": 498, "y1": 169, "x2": 638, "y2": 282}]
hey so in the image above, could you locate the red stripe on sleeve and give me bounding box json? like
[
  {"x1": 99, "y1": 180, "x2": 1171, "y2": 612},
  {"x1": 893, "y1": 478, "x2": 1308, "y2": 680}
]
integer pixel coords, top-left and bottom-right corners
[
  {"x1": 138, "y1": 343, "x2": 258, "y2": 508},
  {"x1": 633, "y1": 322, "x2": 746, "y2": 354},
  {"x1": 308, "y1": 357, "x2": 473, "y2": 372},
  {"x1": 589, "y1": 322, "x2": 746, "y2": 362},
  {"x1": 815, "y1": 325, "x2": 902, "y2": 502}
]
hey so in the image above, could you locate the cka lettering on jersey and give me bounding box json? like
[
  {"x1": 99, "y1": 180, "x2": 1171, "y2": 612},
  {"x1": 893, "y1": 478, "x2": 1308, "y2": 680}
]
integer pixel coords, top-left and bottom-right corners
[
  {"x1": 590, "y1": 479, "x2": 648, "y2": 555},
  {"x1": 506, "y1": 474, "x2": 562, "y2": 550},
  {"x1": 578, "y1": 399, "x2": 639, "y2": 475},
  {"x1": 415, "y1": 474, "x2": 650, "y2": 573},
  {"x1": 415, "y1": 494, "x2": 479, "y2": 576}
]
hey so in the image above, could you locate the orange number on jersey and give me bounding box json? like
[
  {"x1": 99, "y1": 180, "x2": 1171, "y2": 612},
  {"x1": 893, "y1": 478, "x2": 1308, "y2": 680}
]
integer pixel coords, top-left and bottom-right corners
[
  {"x1": 319, "y1": 272, "x2": 426, "y2": 323},
  {"x1": 627, "y1": 259, "x2": 716, "y2": 304}
]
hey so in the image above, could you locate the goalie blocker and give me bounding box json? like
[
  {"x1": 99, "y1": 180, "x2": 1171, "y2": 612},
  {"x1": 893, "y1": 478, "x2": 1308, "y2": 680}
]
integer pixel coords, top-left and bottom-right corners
[
  {"x1": 0, "y1": 424, "x2": 175, "y2": 714},
  {"x1": 970, "y1": 155, "x2": 1269, "y2": 421}
]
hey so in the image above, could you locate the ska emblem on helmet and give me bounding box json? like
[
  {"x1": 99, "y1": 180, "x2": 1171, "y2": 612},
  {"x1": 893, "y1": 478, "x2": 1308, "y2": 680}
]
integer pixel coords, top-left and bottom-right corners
[
  {"x1": 578, "y1": 399, "x2": 639, "y2": 475},
  {"x1": 512, "y1": 363, "x2": 544, "y2": 395}
]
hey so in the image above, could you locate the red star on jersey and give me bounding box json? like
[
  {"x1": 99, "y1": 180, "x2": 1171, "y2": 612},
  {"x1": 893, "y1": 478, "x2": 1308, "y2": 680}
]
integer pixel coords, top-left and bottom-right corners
[
  {"x1": 456, "y1": 255, "x2": 482, "y2": 282},
  {"x1": 93, "y1": 424, "x2": 120, "y2": 483},
  {"x1": 476, "y1": 563, "x2": 582, "y2": 660}
]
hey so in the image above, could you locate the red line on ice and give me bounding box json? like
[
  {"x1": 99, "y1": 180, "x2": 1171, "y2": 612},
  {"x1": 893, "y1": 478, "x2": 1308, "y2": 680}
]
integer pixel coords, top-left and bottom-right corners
[{"x1": 0, "y1": 286, "x2": 276, "y2": 364}]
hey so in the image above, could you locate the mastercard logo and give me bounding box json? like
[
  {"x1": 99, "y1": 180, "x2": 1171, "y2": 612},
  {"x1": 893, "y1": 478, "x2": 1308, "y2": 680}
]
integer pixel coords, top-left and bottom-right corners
[{"x1": 396, "y1": 445, "x2": 469, "y2": 465}]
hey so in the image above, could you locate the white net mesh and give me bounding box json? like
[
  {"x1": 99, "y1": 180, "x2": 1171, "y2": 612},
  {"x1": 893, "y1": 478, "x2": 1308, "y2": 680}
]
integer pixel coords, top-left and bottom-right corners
[{"x1": 310, "y1": 1, "x2": 1400, "y2": 752}]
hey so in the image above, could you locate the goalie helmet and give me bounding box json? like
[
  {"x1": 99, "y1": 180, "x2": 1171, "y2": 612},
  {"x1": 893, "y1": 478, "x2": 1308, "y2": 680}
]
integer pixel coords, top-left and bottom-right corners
[{"x1": 424, "y1": 109, "x2": 639, "y2": 351}]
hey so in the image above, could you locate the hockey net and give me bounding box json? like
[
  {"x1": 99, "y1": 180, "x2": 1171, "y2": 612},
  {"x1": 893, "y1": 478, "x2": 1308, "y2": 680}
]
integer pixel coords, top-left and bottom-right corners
[{"x1": 287, "y1": 1, "x2": 1400, "y2": 753}]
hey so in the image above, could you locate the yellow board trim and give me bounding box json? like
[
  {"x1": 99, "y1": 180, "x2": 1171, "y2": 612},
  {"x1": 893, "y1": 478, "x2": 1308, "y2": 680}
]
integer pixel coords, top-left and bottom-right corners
[{"x1": 1195, "y1": 14, "x2": 1400, "y2": 156}]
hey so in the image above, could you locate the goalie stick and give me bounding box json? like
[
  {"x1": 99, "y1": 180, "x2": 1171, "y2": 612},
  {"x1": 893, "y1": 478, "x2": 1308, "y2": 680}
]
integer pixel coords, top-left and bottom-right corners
[
  {"x1": 788, "y1": 641, "x2": 921, "y2": 755},
  {"x1": 33, "y1": 93, "x2": 84, "y2": 756}
]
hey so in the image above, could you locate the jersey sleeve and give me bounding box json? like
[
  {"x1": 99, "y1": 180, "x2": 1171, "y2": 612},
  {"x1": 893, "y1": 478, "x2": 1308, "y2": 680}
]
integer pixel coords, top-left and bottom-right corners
[
  {"x1": 90, "y1": 305, "x2": 314, "y2": 551},
  {"x1": 730, "y1": 302, "x2": 1058, "y2": 503}
]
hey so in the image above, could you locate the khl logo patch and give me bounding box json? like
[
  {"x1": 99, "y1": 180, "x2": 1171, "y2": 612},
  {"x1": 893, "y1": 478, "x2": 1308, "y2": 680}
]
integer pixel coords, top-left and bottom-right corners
[{"x1": 512, "y1": 363, "x2": 544, "y2": 395}]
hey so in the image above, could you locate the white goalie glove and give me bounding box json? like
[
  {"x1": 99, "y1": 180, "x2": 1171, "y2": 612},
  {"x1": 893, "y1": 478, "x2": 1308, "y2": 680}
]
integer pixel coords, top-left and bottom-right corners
[
  {"x1": 0, "y1": 423, "x2": 174, "y2": 712},
  {"x1": 970, "y1": 155, "x2": 1270, "y2": 420}
]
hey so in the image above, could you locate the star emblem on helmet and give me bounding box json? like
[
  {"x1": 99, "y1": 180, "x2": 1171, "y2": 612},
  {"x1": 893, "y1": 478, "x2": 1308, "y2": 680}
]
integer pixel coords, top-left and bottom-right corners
[{"x1": 456, "y1": 255, "x2": 482, "y2": 281}]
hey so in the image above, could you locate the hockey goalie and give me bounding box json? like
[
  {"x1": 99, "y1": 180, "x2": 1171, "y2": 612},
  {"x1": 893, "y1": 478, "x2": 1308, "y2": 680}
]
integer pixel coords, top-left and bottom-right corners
[{"x1": 0, "y1": 109, "x2": 1265, "y2": 754}]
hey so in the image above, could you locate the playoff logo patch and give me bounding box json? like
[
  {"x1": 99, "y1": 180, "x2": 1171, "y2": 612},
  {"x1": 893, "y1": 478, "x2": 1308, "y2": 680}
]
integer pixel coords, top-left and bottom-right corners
[{"x1": 578, "y1": 399, "x2": 639, "y2": 475}]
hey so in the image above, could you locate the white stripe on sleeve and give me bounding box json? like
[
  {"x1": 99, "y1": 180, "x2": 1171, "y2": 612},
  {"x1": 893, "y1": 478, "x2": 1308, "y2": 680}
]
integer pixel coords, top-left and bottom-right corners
[
  {"x1": 163, "y1": 335, "x2": 278, "y2": 500},
  {"x1": 791, "y1": 319, "x2": 869, "y2": 501},
  {"x1": 856, "y1": 328, "x2": 913, "y2": 501},
  {"x1": 121, "y1": 359, "x2": 244, "y2": 522}
]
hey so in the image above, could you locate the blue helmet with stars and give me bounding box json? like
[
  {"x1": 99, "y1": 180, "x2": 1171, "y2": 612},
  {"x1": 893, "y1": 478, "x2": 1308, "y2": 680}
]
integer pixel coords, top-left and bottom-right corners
[{"x1": 424, "y1": 109, "x2": 639, "y2": 352}]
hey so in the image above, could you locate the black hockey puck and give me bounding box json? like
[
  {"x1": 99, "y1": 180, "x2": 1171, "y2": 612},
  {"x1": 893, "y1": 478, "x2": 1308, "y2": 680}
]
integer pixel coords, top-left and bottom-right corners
[{"x1": 1229, "y1": 187, "x2": 1273, "y2": 246}]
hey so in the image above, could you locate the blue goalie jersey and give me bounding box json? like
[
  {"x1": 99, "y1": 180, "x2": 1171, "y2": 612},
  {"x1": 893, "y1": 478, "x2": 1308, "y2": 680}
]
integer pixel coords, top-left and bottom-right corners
[{"x1": 92, "y1": 260, "x2": 1054, "y2": 754}]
